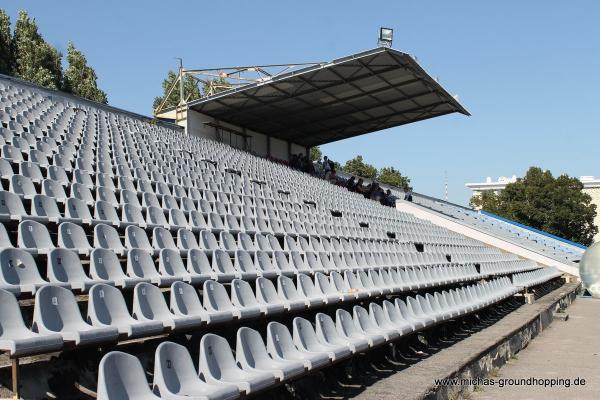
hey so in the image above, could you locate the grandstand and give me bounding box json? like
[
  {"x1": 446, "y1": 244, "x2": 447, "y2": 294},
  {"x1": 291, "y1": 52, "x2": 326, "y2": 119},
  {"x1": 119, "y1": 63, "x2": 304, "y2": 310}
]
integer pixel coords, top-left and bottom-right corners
[
  {"x1": 0, "y1": 46, "x2": 575, "y2": 400},
  {"x1": 408, "y1": 193, "x2": 585, "y2": 266}
]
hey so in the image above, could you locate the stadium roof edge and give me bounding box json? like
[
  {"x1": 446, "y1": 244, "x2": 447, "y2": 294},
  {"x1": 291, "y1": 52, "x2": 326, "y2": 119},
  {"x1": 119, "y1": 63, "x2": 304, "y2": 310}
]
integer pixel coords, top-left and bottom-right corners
[
  {"x1": 0, "y1": 73, "x2": 183, "y2": 131},
  {"x1": 188, "y1": 47, "x2": 469, "y2": 147}
]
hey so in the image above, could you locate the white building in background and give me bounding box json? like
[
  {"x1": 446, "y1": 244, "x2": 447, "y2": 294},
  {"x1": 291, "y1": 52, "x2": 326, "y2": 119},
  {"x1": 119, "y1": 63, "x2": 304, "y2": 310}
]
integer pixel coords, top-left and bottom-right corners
[{"x1": 466, "y1": 175, "x2": 600, "y2": 241}]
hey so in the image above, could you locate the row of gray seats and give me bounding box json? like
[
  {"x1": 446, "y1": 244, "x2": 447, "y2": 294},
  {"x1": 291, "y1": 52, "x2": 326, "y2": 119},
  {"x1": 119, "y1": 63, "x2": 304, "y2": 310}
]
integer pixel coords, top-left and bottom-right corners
[
  {"x1": 97, "y1": 277, "x2": 518, "y2": 399},
  {"x1": 512, "y1": 267, "x2": 562, "y2": 288}
]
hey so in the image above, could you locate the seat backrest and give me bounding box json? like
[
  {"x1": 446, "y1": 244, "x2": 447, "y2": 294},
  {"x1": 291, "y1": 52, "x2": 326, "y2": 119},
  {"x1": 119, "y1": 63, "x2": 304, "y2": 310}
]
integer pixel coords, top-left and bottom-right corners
[
  {"x1": 293, "y1": 317, "x2": 319, "y2": 349},
  {"x1": 58, "y1": 222, "x2": 91, "y2": 250},
  {"x1": 88, "y1": 283, "x2": 130, "y2": 323},
  {"x1": 0, "y1": 190, "x2": 27, "y2": 217},
  {"x1": 186, "y1": 249, "x2": 213, "y2": 276},
  {"x1": 47, "y1": 248, "x2": 88, "y2": 284},
  {"x1": 18, "y1": 220, "x2": 54, "y2": 249},
  {"x1": 177, "y1": 228, "x2": 199, "y2": 250},
  {"x1": 277, "y1": 275, "x2": 302, "y2": 301},
  {"x1": 127, "y1": 249, "x2": 159, "y2": 279},
  {"x1": 256, "y1": 277, "x2": 281, "y2": 304},
  {"x1": 11, "y1": 175, "x2": 36, "y2": 196},
  {"x1": 33, "y1": 285, "x2": 84, "y2": 331},
  {"x1": 158, "y1": 249, "x2": 187, "y2": 277},
  {"x1": 94, "y1": 200, "x2": 119, "y2": 223},
  {"x1": 153, "y1": 227, "x2": 177, "y2": 250},
  {"x1": 125, "y1": 225, "x2": 152, "y2": 251},
  {"x1": 266, "y1": 321, "x2": 296, "y2": 358},
  {"x1": 0, "y1": 288, "x2": 29, "y2": 332},
  {"x1": 202, "y1": 280, "x2": 233, "y2": 311},
  {"x1": 170, "y1": 281, "x2": 202, "y2": 315},
  {"x1": 97, "y1": 352, "x2": 160, "y2": 399},
  {"x1": 147, "y1": 206, "x2": 168, "y2": 226},
  {"x1": 31, "y1": 194, "x2": 61, "y2": 218},
  {"x1": 0, "y1": 248, "x2": 45, "y2": 289},
  {"x1": 94, "y1": 223, "x2": 124, "y2": 250},
  {"x1": 231, "y1": 278, "x2": 259, "y2": 308},
  {"x1": 199, "y1": 334, "x2": 236, "y2": 379},
  {"x1": 0, "y1": 222, "x2": 13, "y2": 247},
  {"x1": 133, "y1": 282, "x2": 171, "y2": 319},
  {"x1": 90, "y1": 248, "x2": 127, "y2": 281},
  {"x1": 212, "y1": 249, "x2": 236, "y2": 275},
  {"x1": 154, "y1": 341, "x2": 199, "y2": 396},
  {"x1": 236, "y1": 326, "x2": 270, "y2": 368}
]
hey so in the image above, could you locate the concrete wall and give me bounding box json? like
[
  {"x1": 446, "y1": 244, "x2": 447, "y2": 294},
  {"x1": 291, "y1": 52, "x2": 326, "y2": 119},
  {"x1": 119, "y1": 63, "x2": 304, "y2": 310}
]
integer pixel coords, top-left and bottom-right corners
[{"x1": 185, "y1": 108, "x2": 306, "y2": 159}]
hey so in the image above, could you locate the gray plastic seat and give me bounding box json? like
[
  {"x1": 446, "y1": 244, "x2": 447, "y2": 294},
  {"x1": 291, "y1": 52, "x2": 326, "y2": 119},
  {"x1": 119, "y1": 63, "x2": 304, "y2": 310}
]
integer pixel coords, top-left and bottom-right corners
[
  {"x1": 122, "y1": 203, "x2": 147, "y2": 227},
  {"x1": 266, "y1": 321, "x2": 330, "y2": 370},
  {"x1": 153, "y1": 227, "x2": 179, "y2": 252},
  {"x1": 230, "y1": 278, "x2": 263, "y2": 318},
  {"x1": 353, "y1": 305, "x2": 393, "y2": 342},
  {"x1": 255, "y1": 277, "x2": 286, "y2": 315},
  {"x1": 382, "y1": 300, "x2": 414, "y2": 336},
  {"x1": 314, "y1": 272, "x2": 341, "y2": 304},
  {"x1": 254, "y1": 250, "x2": 280, "y2": 278},
  {"x1": 0, "y1": 222, "x2": 13, "y2": 248},
  {"x1": 177, "y1": 228, "x2": 200, "y2": 252},
  {"x1": 236, "y1": 327, "x2": 305, "y2": 381},
  {"x1": 211, "y1": 249, "x2": 239, "y2": 281},
  {"x1": 31, "y1": 194, "x2": 64, "y2": 223},
  {"x1": 11, "y1": 174, "x2": 37, "y2": 198},
  {"x1": 18, "y1": 220, "x2": 55, "y2": 254},
  {"x1": 158, "y1": 248, "x2": 191, "y2": 283},
  {"x1": 97, "y1": 351, "x2": 162, "y2": 400},
  {"x1": 316, "y1": 312, "x2": 368, "y2": 354},
  {"x1": 336, "y1": 308, "x2": 384, "y2": 348},
  {"x1": 58, "y1": 221, "x2": 93, "y2": 255},
  {"x1": 0, "y1": 248, "x2": 48, "y2": 294},
  {"x1": 296, "y1": 273, "x2": 326, "y2": 307},
  {"x1": 90, "y1": 248, "x2": 142, "y2": 288},
  {"x1": 94, "y1": 223, "x2": 126, "y2": 255},
  {"x1": 0, "y1": 190, "x2": 28, "y2": 221},
  {"x1": 127, "y1": 248, "x2": 168, "y2": 286},
  {"x1": 47, "y1": 248, "x2": 104, "y2": 290},
  {"x1": 273, "y1": 251, "x2": 297, "y2": 276},
  {"x1": 133, "y1": 282, "x2": 202, "y2": 331},
  {"x1": 202, "y1": 280, "x2": 241, "y2": 319},
  {"x1": 32, "y1": 285, "x2": 119, "y2": 345},
  {"x1": 234, "y1": 250, "x2": 259, "y2": 280},
  {"x1": 277, "y1": 275, "x2": 308, "y2": 310},
  {"x1": 169, "y1": 281, "x2": 215, "y2": 325},
  {"x1": 293, "y1": 317, "x2": 351, "y2": 361},
  {"x1": 88, "y1": 283, "x2": 164, "y2": 339},
  {"x1": 368, "y1": 303, "x2": 401, "y2": 341},
  {"x1": 126, "y1": 225, "x2": 154, "y2": 254},
  {"x1": 199, "y1": 333, "x2": 276, "y2": 395},
  {"x1": 65, "y1": 197, "x2": 94, "y2": 224},
  {"x1": 153, "y1": 341, "x2": 240, "y2": 400},
  {"x1": 187, "y1": 249, "x2": 216, "y2": 284},
  {"x1": 0, "y1": 288, "x2": 63, "y2": 356}
]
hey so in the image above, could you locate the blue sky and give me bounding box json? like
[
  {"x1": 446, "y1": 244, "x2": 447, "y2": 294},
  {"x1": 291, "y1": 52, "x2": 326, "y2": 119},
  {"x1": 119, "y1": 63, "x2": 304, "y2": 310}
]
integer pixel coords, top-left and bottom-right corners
[{"x1": 4, "y1": 1, "x2": 599, "y2": 205}]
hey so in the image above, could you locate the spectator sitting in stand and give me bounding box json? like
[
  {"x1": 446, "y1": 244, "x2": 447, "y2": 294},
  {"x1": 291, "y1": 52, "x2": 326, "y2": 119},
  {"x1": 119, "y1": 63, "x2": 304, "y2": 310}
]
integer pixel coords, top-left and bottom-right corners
[
  {"x1": 346, "y1": 176, "x2": 356, "y2": 191},
  {"x1": 355, "y1": 178, "x2": 365, "y2": 194}
]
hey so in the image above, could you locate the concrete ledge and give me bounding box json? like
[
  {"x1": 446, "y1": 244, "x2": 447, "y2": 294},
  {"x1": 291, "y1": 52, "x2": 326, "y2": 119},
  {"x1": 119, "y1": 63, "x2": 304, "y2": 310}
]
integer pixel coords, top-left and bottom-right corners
[{"x1": 354, "y1": 282, "x2": 580, "y2": 400}]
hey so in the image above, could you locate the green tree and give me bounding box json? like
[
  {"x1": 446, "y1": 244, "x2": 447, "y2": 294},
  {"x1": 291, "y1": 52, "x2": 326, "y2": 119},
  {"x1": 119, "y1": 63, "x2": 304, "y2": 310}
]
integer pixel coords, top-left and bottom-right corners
[
  {"x1": 153, "y1": 70, "x2": 202, "y2": 111},
  {"x1": 0, "y1": 9, "x2": 12, "y2": 75},
  {"x1": 12, "y1": 10, "x2": 62, "y2": 89},
  {"x1": 469, "y1": 190, "x2": 501, "y2": 212},
  {"x1": 62, "y1": 42, "x2": 107, "y2": 103},
  {"x1": 202, "y1": 76, "x2": 231, "y2": 96},
  {"x1": 309, "y1": 146, "x2": 322, "y2": 162},
  {"x1": 343, "y1": 155, "x2": 377, "y2": 179},
  {"x1": 475, "y1": 167, "x2": 597, "y2": 246},
  {"x1": 377, "y1": 166, "x2": 411, "y2": 191}
]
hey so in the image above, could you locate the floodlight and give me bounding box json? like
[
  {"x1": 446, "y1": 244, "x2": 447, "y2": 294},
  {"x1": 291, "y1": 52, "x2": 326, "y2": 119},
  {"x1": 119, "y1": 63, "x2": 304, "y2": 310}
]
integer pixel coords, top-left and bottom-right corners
[{"x1": 378, "y1": 27, "x2": 393, "y2": 47}]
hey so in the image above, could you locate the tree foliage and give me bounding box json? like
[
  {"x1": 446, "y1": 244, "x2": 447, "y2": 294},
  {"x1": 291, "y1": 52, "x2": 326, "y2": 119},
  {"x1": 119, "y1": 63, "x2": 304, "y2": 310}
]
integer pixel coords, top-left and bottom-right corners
[
  {"x1": 0, "y1": 9, "x2": 11, "y2": 75},
  {"x1": 153, "y1": 70, "x2": 202, "y2": 111},
  {"x1": 0, "y1": 8, "x2": 107, "y2": 103},
  {"x1": 377, "y1": 166, "x2": 411, "y2": 191},
  {"x1": 63, "y1": 42, "x2": 107, "y2": 103},
  {"x1": 12, "y1": 10, "x2": 62, "y2": 89},
  {"x1": 471, "y1": 167, "x2": 597, "y2": 246},
  {"x1": 343, "y1": 155, "x2": 377, "y2": 179},
  {"x1": 309, "y1": 146, "x2": 322, "y2": 162}
]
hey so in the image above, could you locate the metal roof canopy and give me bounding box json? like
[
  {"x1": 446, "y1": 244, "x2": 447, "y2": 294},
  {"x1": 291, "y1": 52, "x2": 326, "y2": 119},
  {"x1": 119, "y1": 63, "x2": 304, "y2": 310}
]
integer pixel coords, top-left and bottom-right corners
[{"x1": 188, "y1": 47, "x2": 470, "y2": 147}]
